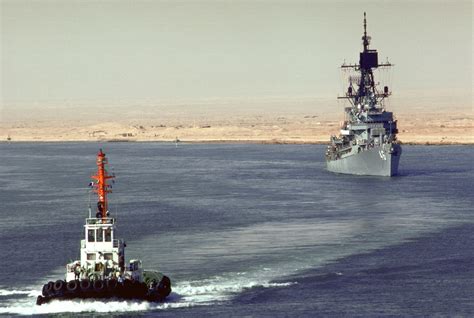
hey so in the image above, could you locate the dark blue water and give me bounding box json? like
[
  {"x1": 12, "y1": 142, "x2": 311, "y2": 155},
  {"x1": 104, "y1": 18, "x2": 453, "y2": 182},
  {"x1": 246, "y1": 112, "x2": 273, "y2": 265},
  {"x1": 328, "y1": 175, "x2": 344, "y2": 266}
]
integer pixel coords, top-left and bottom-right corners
[{"x1": 0, "y1": 143, "x2": 472, "y2": 316}]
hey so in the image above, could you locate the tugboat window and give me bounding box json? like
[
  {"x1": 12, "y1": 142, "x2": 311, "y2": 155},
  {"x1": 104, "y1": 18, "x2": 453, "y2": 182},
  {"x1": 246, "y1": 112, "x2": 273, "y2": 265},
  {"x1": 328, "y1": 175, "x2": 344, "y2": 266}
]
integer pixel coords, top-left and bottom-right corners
[
  {"x1": 105, "y1": 228, "x2": 112, "y2": 242},
  {"x1": 88, "y1": 229, "x2": 95, "y2": 242},
  {"x1": 87, "y1": 253, "x2": 96, "y2": 260},
  {"x1": 97, "y1": 228, "x2": 104, "y2": 242},
  {"x1": 104, "y1": 253, "x2": 113, "y2": 260}
]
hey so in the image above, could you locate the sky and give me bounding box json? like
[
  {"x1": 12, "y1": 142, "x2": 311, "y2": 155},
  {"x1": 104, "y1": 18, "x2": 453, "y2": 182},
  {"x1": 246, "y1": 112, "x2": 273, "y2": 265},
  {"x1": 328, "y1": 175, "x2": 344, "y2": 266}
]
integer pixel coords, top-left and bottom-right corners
[{"x1": 0, "y1": 0, "x2": 472, "y2": 107}]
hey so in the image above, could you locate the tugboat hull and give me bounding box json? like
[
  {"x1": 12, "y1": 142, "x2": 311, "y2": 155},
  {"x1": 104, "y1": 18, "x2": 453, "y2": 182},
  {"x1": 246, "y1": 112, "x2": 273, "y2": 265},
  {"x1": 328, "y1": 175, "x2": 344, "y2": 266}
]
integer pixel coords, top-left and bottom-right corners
[
  {"x1": 36, "y1": 276, "x2": 171, "y2": 305},
  {"x1": 326, "y1": 144, "x2": 401, "y2": 177}
]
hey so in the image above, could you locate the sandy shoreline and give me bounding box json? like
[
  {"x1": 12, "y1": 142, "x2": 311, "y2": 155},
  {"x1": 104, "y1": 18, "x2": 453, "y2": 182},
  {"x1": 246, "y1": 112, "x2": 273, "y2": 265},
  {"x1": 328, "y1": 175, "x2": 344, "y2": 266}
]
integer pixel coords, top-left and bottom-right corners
[
  {"x1": 1, "y1": 140, "x2": 472, "y2": 146},
  {"x1": 1, "y1": 113, "x2": 472, "y2": 146},
  {"x1": 1, "y1": 97, "x2": 472, "y2": 145}
]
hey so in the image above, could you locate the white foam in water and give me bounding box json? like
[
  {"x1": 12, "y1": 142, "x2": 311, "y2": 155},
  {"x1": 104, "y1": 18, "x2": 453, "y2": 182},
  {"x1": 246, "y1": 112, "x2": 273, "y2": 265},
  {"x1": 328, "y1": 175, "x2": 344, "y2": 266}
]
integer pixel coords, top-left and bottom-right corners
[
  {"x1": 173, "y1": 272, "x2": 297, "y2": 304},
  {"x1": 0, "y1": 273, "x2": 296, "y2": 315},
  {"x1": 262, "y1": 282, "x2": 296, "y2": 287},
  {"x1": 0, "y1": 298, "x2": 195, "y2": 316},
  {"x1": 0, "y1": 289, "x2": 38, "y2": 297}
]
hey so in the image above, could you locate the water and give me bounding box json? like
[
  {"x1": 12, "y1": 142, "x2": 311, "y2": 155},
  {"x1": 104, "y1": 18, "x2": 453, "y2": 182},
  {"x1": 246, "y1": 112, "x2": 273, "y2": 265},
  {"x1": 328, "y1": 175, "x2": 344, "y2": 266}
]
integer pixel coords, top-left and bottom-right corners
[{"x1": 0, "y1": 143, "x2": 472, "y2": 317}]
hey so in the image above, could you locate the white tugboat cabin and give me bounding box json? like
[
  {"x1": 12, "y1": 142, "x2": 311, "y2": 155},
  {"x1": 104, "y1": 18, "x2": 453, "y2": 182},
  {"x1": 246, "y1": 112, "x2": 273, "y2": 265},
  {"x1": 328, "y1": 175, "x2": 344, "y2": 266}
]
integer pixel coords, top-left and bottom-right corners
[{"x1": 65, "y1": 217, "x2": 130, "y2": 282}]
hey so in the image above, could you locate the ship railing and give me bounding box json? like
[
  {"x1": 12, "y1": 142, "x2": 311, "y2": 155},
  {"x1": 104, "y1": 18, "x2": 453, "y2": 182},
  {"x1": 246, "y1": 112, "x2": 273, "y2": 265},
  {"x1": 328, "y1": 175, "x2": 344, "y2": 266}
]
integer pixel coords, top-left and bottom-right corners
[{"x1": 86, "y1": 218, "x2": 115, "y2": 225}]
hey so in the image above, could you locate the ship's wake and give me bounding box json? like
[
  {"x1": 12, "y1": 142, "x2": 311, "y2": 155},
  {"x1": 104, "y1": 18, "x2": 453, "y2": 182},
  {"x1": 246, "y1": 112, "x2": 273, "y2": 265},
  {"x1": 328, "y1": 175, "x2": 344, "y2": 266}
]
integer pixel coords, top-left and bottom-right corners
[
  {"x1": 0, "y1": 273, "x2": 296, "y2": 315},
  {"x1": 0, "y1": 289, "x2": 38, "y2": 297},
  {"x1": 0, "y1": 215, "x2": 451, "y2": 315}
]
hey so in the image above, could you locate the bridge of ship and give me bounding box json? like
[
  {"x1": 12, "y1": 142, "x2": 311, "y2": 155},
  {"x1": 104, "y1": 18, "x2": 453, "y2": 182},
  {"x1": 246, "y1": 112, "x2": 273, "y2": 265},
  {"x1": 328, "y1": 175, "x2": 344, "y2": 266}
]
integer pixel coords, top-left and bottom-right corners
[{"x1": 65, "y1": 217, "x2": 127, "y2": 281}]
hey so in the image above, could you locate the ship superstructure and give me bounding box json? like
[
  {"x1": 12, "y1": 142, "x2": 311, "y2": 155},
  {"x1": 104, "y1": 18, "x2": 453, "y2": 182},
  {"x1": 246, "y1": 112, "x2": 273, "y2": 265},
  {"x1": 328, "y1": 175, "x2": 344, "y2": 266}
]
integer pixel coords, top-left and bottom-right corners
[
  {"x1": 67, "y1": 150, "x2": 128, "y2": 283},
  {"x1": 326, "y1": 12, "x2": 401, "y2": 176},
  {"x1": 37, "y1": 150, "x2": 171, "y2": 305}
]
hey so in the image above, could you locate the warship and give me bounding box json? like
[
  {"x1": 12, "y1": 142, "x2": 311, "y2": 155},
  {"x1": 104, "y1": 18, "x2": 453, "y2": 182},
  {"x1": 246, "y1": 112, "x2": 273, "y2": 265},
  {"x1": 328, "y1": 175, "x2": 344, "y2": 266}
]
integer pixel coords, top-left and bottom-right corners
[
  {"x1": 36, "y1": 150, "x2": 171, "y2": 305},
  {"x1": 326, "y1": 13, "x2": 401, "y2": 176}
]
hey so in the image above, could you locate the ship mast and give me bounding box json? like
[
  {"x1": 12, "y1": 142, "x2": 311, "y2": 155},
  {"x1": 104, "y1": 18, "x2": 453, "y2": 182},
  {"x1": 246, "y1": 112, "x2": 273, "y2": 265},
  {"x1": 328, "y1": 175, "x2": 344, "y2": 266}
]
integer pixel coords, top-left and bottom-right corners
[
  {"x1": 363, "y1": 12, "x2": 369, "y2": 51},
  {"x1": 339, "y1": 12, "x2": 392, "y2": 106},
  {"x1": 91, "y1": 149, "x2": 114, "y2": 221},
  {"x1": 358, "y1": 11, "x2": 374, "y2": 103}
]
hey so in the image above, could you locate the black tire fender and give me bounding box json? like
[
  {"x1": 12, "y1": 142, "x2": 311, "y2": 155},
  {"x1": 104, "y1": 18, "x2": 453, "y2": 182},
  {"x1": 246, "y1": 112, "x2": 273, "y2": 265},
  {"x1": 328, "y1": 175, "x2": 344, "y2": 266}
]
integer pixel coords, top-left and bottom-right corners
[
  {"x1": 80, "y1": 279, "x2": 91, "y2": 291},
  {"x1": 93, "y1": 279, "x2": 105, "y2": 293},
  {"x1": 42, "y1": 281, "x2": 54, "y2": 297},
  {"x1": 53, "y1": 280, "x2": 65, "y2": 292},
  {"x1": 106, "y1": 278, "x2": 118, "y2": 292},
  {"x1": 66, "y1": 280, "x2": 79, "y2": 293}
]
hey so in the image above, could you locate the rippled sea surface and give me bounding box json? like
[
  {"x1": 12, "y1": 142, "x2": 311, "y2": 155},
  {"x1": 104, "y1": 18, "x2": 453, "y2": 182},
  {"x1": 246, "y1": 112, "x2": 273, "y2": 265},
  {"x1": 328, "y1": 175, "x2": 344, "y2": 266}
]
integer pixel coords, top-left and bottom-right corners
[{"x1": 0, "y1": 143, "x2": 472, "y2": 317}]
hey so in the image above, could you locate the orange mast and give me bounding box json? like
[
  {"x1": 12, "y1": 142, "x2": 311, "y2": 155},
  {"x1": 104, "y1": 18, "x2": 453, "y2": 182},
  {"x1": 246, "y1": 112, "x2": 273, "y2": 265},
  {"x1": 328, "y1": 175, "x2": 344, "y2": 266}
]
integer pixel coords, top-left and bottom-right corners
[{"x1": 91, "y1": 149, "x2": 114, "y2": 221}]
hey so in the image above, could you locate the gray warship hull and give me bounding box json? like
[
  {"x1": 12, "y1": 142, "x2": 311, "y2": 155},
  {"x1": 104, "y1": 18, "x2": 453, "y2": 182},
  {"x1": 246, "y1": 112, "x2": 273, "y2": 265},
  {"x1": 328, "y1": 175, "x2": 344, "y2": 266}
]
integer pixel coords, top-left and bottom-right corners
[
  {"x1": 326, "y1": 144, "x2": 401, "y2": 177},
  {"x1": 326, "y1": 13, "x2": 401, "y2": 177}
]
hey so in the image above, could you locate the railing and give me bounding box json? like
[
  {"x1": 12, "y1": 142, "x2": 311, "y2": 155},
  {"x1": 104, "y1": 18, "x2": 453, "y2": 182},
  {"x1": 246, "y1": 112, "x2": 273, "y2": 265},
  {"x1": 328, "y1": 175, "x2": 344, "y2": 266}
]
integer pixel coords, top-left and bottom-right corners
[{"x1": 86, "y1": 218, "x2": 115, "y2": 225}]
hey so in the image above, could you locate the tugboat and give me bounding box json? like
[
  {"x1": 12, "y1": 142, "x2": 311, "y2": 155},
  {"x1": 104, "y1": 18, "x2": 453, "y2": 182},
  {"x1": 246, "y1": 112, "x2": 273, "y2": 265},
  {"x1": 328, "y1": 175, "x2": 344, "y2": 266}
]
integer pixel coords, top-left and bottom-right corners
[
  {"x1": 326, "y1": 12, "x2": 401, "y2": 176},
  {"x1": 36, "y1": 150, "x2": 171, "y2": 305}
]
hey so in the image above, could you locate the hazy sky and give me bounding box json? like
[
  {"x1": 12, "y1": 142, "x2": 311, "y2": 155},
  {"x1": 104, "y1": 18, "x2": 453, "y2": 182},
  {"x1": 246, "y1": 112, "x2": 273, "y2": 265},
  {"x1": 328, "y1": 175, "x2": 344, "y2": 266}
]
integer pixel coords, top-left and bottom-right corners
[{"x1": 0, "y1": 0, "x2": 472, "y2": 105}]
